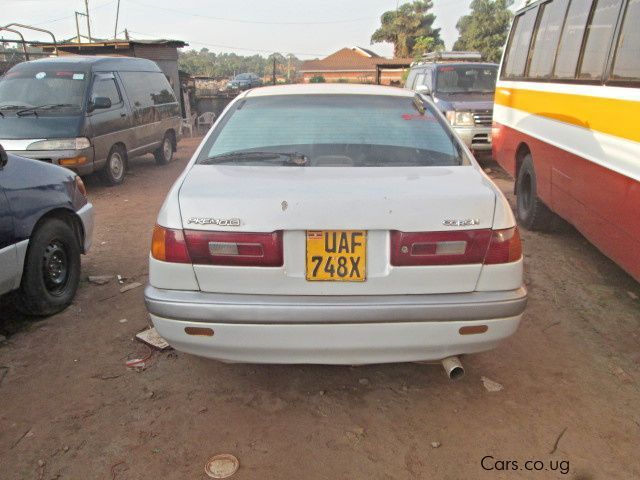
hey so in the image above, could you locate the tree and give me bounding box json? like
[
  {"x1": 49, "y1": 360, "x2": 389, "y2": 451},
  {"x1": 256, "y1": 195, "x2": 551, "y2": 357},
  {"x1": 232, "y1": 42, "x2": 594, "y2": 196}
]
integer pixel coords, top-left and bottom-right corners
[
  {"x1": 371, "y1": 1, "x2": 443, "y2": 58},
  {"x1": 412, "y1": 36, "x2": 444, "y2": 59},
  {"x1": 453, "y1": 0, "x2": 514, "y2": 63},
  {"x1": 178, "y1": 49, "x2": 301, "y2": 80}
]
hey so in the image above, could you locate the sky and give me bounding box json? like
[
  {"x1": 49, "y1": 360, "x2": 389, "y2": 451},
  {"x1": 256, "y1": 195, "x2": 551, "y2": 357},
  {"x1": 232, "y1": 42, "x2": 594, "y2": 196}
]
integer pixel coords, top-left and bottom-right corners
[{"x1": 4, "y1": 0, "x2": 527, "y2": 59}]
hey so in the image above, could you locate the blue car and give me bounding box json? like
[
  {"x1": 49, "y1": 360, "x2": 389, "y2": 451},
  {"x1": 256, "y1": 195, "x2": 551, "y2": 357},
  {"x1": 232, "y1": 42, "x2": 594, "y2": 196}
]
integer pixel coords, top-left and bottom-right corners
[
  {"x1": 227, "y1": 73, "x2": 263, "y2": 91},
  {"x1": 0, "y1": 144, "x2": 94, "y2": 315}
]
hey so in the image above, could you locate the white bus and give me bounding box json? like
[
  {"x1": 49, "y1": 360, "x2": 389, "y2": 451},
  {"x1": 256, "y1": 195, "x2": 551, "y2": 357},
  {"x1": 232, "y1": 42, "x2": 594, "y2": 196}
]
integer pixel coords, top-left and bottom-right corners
[{"x1": 493, "y1": 0, "x2": 640, "y2": 281}]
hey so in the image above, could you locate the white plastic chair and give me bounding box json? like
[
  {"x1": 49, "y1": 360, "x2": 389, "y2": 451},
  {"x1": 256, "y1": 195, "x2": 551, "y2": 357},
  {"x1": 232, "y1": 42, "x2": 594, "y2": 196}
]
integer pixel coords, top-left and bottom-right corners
[
  {"x1": 181, "y1": 113, "x2": 197, "y2": 137},
  {"x1": 197, "y1": 111, "x2": 216, "y2": 133}
]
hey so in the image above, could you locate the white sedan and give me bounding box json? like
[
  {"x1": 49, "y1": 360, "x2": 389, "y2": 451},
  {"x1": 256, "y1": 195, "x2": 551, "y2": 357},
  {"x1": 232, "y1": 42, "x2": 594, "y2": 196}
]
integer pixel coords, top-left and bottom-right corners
[{"x1": 145, "y1": 84, "x2": 526, "y2": 377}]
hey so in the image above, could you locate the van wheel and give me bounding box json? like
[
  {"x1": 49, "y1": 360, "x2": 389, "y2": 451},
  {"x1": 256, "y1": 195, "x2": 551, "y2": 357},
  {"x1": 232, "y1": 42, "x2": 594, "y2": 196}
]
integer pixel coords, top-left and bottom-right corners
[
  {"x1": 15, "y1": 218, "x2": 81, "y2": 316},
  {"x1": 154, "y1": 133, "x2": 174, "y2": 165},
  {"x1": 100, "y1": 145, "x2": 126, "y2": 186},
  {"x1": 516, "y1": 154, "x2": 554, "y2": 231}
]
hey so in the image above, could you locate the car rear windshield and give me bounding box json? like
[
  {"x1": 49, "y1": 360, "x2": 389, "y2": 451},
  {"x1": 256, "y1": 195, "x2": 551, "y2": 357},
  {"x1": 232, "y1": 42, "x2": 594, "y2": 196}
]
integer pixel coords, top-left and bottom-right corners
[
  {"x1": 0, "y1": 69, "x2": 87, "y2": 112},
  {"x1": 436, "y1": 65, "x2": 497, "y2": 94},
  {"x1": 197, "y1": 94, "x2": 466, "y2": 167}
]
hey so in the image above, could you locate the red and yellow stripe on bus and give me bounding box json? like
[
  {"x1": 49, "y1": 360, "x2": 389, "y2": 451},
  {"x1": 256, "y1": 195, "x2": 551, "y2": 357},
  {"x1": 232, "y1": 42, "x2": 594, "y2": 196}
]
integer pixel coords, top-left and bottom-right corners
[{"x1": 492, "y1": 81, "x2": 640, "y2": 281}]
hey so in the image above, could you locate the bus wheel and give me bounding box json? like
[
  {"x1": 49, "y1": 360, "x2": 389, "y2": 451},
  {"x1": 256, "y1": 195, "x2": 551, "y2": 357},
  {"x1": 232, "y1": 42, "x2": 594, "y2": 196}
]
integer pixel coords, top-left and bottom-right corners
[{"x1": 516, "y1": 154, "x2": 554, "y2": 231}]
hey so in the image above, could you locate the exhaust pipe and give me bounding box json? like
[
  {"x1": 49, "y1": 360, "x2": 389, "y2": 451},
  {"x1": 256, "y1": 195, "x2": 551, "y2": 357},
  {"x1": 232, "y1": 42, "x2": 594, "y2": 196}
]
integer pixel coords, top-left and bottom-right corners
[{"x1": 441, "y1": 356, "x2": 465, "y2": 380}]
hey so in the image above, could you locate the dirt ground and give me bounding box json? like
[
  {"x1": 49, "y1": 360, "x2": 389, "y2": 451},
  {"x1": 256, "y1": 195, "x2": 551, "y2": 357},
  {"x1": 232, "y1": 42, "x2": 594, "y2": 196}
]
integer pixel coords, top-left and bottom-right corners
[{"x1": 1, "y1": 137, "x2": 638, "y2": 480}]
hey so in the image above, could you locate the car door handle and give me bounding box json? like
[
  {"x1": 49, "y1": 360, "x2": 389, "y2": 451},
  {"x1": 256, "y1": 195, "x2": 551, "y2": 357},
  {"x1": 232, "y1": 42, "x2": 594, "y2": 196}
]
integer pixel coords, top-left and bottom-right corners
[{"x1": 120, "y1": 112, "x2": 126, "y2": 118}]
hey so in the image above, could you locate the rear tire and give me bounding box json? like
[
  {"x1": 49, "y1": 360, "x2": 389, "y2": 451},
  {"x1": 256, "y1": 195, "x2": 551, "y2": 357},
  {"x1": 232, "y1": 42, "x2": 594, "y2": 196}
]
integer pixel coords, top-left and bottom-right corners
[
  {"x1": 154, "y1": 133, "x2": 174, "y2": 165},
  {"x1": 15, "y1": 218, "x2": 81, "y2": 316},
  {"x1": 516, "y1": 154, "x2": 555, "y2": 231},
  {"x1": 99, "y1": 145, "x2": 126, "y2": 186}
]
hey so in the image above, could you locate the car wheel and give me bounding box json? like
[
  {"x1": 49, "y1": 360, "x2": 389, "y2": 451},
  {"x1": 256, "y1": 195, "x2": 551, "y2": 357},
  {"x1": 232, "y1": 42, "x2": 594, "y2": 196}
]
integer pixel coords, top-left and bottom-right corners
[
  {"x1": 154, "y1": 133, "x2": 174, "y2": 165},
  {"x1": 516, "y1": 153, "x2": 555, "y2": 231},
  {"x1": 100, "y1": 145, "x2": 126, "y2": 186},
  {"x1": 15, "y1": 218, "x2": 81, "y2": 316}
]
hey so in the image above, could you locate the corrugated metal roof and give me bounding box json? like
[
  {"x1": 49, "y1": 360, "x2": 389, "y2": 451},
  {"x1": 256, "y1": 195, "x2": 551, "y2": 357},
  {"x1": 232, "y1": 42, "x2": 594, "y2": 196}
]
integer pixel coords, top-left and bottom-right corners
[
  {"x1": 301, "y1": 48, "x2": 380, "y2": 72},
  {"x1": 42, "y1": 39, "x2": 187, "y2": 50},
  {"x1": 300, "y1": 48, "x2": 411, "y2": 73}
]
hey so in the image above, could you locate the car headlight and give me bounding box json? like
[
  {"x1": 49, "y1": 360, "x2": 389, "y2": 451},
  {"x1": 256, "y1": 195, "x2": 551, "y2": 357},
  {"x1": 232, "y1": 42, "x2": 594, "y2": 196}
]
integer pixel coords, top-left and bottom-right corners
[
  {"x1": 27, "y1": 137, "x2": 91, "y2": 151},
  {"x1": 445, "y1": 111, "x2": 475, "y2": 127}
]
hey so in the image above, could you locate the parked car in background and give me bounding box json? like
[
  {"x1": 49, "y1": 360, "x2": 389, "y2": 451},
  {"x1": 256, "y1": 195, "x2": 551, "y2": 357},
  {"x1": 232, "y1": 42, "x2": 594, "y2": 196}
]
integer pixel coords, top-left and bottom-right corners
[
  {"x1": 0, "y1": 144, "x2": 93, "y2": 316},
  {"x1": 406, "y1": 52, "x2": 498, "y2": 154},
  {"x1": 145, "y1": 84, "x2": 526, "y2": 375},
  {"x1": 493, "y1": 0, "x2": 640, "y2": 282},
  {"x1": 227, "y1": 73, "x2": 263, "y2": 90},
  {"x1": 0, "y1": 56, "x2": 182, "y2": 186}
]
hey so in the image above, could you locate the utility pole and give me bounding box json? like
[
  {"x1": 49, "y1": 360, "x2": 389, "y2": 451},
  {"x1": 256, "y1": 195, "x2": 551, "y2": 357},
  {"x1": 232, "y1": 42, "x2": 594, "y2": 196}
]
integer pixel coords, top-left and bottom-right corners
[
  {"x1": 272, "y1": 56, "x2": 276, "y2": 85},
  {"x1": 114, "y1": 0, "x2": 121, "y2": 39},
  {"x1": 75, "y1": 12, "x2": 81, "y2": 43},
  {"x1": 85, "y1": 0, "x2": 92, "y2": 43}
]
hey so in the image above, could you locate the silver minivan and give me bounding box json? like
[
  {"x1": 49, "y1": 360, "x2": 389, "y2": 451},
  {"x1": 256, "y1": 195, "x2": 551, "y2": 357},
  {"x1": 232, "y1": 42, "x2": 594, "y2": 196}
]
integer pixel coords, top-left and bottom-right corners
[{"x1": 0, "y1": 56, "x2": 182, "y2": 185}]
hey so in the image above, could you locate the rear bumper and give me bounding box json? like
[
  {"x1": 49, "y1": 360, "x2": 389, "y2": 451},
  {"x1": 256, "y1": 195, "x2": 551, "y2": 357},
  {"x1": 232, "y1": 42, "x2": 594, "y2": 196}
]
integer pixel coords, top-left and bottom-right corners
[
  {"x1": 150, "y1": 315, "x2": 522, "y2": 364},
  {"x1": 145, "y1": 286, "x2": 527, "y2": 324},
  {"x1": 145, "y1": 286, "x2": 526, "y2": 364}
]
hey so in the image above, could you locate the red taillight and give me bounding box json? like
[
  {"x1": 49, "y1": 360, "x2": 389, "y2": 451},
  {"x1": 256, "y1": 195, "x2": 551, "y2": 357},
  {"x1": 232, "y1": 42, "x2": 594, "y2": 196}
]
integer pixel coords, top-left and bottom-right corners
[
  {"x1": 484, "y1": 227, "x2": 522, "y2": 264},
  {"x1": 183, "y1": 230, "x2": 283, "y2": 266},
  {"x1": 391, "y1": 230, "x2": 492, "y2": 266},
  {"x1": 390, "y1": 227, "x2": 522, "y2": 266},
  {"x1": 151, "y1": 225, "x2": 191, "y2": 263}
]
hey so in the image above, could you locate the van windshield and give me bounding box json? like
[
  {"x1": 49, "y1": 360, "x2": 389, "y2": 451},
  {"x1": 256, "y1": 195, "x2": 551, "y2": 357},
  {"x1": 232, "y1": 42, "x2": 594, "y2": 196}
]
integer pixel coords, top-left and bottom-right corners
[
  {"x1": 436, "y1": 65, "x2": 497, "y2": 94},
  {"x1": 0, "y1": 69, "x2": 87, "y2": 112},
  {"x1": 198, "y1": 94, "x2": 465, "y2": 167}
]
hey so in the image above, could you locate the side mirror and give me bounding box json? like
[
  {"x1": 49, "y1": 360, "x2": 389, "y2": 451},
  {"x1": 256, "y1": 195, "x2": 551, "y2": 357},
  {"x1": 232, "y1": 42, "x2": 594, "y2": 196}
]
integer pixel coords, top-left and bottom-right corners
[
  {"x1": 0, "y1": 144, "x2": 8, "y2": 169},
  {"x1": 90, "y1": 96, "x2": 112, "y2": 111},
  {"x1": 416, "y1": 84, "x2": 432, "y2": 96}
]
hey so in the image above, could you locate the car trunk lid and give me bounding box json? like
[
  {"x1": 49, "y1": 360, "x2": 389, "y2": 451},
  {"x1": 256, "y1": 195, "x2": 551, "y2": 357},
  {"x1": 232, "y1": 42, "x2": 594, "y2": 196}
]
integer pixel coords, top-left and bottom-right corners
[{"x1": 178, "y1": 165, "x2": 497, "y2": 295}]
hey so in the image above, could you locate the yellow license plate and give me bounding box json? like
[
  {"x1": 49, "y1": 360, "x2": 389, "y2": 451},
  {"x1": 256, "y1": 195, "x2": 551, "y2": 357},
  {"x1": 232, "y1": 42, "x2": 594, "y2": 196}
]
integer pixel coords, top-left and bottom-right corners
[{"x1": 306, "y1": 230, "x2": 367, "y2": 282}]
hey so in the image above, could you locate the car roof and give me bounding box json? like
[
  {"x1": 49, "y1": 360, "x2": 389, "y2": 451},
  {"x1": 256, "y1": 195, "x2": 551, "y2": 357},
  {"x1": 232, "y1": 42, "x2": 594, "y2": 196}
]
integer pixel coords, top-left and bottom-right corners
[
  {"x1": 10, "y1": 56, "x2": 162, "y2": 73},
  {"x1": 411, "y1": 62, "x2": 498, "y2": 70},
  {"x1": 243, "y1": 83, "x2": 414, "y2": 98}
]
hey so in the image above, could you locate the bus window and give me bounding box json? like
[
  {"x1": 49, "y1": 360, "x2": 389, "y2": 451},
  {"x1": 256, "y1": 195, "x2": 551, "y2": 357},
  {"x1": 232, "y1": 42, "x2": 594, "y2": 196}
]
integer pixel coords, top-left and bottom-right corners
[
  {"x1": 611, "y1": 0, "x2": 640, "y2": 83},
  {"x1": 553, "y1": 0, "x2": 593, "y2": 79},
  {"x1": 528, "y1": 0, "x2": 570, "y2": 78},
  {"x1": 578, "y1": 0, "x2": 625, "y2": 80},
  {"x1": 503, "y1": 7, "x2": 538, "y2": 78}
]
